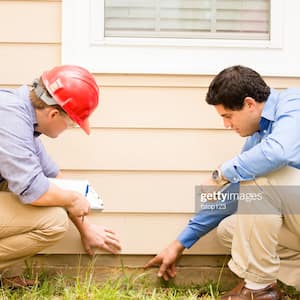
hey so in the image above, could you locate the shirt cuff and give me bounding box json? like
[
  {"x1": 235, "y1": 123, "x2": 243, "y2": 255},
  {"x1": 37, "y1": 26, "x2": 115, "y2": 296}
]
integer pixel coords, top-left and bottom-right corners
[
  {"x1": 177, "y1": 227, "x2": 199, "y2": 249},
  {"x1": 19, "y1": 174, "x2": 50, "y2": 204},
  {"x1": 47, "y1": 164, "x2": 59, "y2": 178},
  {"x1": 221, "y1": 158, "x2": 254, "y2": 183}
]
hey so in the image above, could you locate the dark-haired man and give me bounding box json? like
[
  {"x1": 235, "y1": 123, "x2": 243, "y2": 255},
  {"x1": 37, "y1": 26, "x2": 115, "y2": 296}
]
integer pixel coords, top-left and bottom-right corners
[{"x1": 145, "y1": 65, "x2": 300, "y2": 299}]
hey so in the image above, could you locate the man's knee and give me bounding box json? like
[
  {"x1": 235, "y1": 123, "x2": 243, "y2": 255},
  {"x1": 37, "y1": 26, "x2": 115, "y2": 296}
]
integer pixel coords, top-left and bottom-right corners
[
  {"x1": 51, "y1": 207, "x2": 69, "y2": 231},
  {"x1": 40, "y1": 207, "x2": 69, "y2": 243},
  {"x1": 217, "y1": 215, "x2": 236, "y2": 248}
]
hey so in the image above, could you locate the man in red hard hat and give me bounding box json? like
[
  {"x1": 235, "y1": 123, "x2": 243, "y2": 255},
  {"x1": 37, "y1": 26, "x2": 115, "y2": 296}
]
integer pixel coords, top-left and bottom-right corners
[{"x1": 0, "y1": 65, "x2": 121, "y2": 287}]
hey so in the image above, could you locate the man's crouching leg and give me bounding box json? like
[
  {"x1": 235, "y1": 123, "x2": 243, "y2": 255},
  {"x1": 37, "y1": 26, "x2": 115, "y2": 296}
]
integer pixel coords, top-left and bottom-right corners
[
  {"x1": 217, "y1": 214, "x2": 236, "y2": 250},
  {"x1": 0, "y1": 191, "x2": 69, "y2": 278}
]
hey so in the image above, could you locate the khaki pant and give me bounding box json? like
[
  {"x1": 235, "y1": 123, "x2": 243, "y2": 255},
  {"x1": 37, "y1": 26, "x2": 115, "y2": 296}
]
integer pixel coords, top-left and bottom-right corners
[
  {"x1": 217, "y1": 167, "x2": 300, "y2": 290},
  {"x1": 0, "y1": 181, "x2": 69, "y2": 277}
]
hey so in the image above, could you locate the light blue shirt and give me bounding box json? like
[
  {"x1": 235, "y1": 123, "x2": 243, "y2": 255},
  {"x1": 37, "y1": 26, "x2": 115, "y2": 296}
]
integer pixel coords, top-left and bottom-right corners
[
  {"x1": 221, "y1": 88, "x2": 300, "y2": 182},
  {"x1": 0, "y1": 86, "x2": 59, "y2": 203},
  {"x1": 178, "y1": 88, "x2": 300, "y2": 248}
]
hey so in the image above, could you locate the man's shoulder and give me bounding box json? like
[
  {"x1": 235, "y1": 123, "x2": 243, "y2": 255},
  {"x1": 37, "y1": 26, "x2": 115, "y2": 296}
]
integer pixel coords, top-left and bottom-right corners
[
  {"x1": 0, "y1": 86, "x2": 28, "y2": 112},
  {"x1": 278, "y1": 88, "x2": 300, "y2": 101},
  {"x1": 272, "y1": 88, "x2": 300, "y2": 120}
]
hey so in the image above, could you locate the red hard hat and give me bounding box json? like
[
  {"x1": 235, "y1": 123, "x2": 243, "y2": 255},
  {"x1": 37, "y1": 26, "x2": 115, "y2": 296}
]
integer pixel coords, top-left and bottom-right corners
[{"x1": 41, "y1": 65, "x2": 99, "y2": 135}]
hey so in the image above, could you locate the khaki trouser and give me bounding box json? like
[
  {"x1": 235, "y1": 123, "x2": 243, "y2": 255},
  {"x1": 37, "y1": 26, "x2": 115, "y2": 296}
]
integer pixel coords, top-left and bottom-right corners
[
  {"x1": 217, "y1": 167, "x2": 300, "y2": 290},
  {"x1": 0, "y1": 181, "x2": 69, "y2": 277}
]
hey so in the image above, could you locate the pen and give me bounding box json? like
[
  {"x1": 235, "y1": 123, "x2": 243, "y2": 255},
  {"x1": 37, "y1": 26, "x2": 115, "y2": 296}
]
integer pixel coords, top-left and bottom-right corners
[
  {"x1": 82, "y1": 184, "x2": 89, "y2": 223},
  {"x1": 85, "y1": 184, "x2": 89, "y2": 196}
]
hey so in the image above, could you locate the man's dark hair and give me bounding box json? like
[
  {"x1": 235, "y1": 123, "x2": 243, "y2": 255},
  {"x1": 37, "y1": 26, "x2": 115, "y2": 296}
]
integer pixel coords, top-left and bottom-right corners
[{"x1": 206, "y1": 65, "x2": 270, "y2": 110}]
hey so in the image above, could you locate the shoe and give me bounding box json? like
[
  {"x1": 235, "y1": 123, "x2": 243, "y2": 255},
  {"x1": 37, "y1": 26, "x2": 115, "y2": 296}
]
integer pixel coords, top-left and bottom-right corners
[
  {"x1": 220, "y1": 280, "x2": 282, "y2": 300},
  {"x1": 1, "y1": 276, "x2": 39, "y2": 289}
]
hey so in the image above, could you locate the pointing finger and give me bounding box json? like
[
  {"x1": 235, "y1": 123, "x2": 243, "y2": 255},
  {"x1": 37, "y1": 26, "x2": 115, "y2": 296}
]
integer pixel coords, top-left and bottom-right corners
[{"x1": 144, "y1": 256, "x2": 161, "y2": 269}]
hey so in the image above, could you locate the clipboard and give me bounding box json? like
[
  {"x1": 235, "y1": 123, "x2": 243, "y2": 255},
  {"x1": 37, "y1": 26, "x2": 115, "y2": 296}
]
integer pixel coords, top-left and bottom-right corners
[{"x1": 48, "y1": 178, "x2": 104, "y2": 210}]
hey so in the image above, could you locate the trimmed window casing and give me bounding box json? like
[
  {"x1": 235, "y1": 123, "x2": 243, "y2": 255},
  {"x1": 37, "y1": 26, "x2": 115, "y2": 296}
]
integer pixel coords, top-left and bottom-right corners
[{"x1": 62, "y1": 0, "x2": 300, "y2": 76}]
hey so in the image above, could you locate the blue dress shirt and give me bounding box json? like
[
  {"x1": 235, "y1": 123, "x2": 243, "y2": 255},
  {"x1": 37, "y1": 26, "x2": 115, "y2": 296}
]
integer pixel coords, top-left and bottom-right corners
[{"x1": 178, "y1": 88, "x2": 300, "y2": 248}]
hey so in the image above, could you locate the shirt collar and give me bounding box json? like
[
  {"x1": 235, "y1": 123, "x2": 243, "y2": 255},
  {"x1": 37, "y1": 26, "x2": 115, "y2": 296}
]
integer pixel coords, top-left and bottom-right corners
[
  {"x1": 259, "y1": 88, "x2": 279, "y2": 131},
  {"x1": 16, "y1": 85, "x2": 40, "y2": 136}
]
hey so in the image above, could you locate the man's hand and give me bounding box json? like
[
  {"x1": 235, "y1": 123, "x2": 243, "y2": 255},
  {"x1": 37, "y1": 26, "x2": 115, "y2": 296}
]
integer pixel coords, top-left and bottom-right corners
[
  {"x1": 80, "y1": 222, "x2": 121, "y2": 255},
  {"x1": 144, "y1": 240, "x2": 185, "y2": 281},
  {"x1": 201, "y1": 176, "x2": 228, "y2": 194}
]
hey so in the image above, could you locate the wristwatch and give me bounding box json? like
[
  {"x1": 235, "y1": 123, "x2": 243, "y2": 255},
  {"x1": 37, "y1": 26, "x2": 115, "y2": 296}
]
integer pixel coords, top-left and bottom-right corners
[{"x1": 212, "y1": 168, "x2": 227, "y2": 184}]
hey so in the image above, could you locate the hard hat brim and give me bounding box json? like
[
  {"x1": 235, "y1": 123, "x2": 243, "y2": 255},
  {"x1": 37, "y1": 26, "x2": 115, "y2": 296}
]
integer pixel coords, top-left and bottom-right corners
[{"x1": 78, "y1": 118, "x2": 90, "y2": 135}]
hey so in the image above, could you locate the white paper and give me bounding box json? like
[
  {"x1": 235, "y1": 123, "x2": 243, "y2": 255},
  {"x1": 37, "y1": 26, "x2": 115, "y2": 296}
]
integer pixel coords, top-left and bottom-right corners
[{"x1": 48, "y1": 178, "x2": 104, "y2": 210}]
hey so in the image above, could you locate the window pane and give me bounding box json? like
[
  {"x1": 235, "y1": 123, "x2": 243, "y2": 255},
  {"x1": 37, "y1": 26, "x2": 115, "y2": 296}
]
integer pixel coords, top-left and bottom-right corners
[{"x1": 104, "y1": 0, "x2": 270, "y2": 40}]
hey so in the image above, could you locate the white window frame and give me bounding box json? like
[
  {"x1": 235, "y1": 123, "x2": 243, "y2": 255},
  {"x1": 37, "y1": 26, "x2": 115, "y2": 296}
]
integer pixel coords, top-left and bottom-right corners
[{"x1": 62, "y1": 0, "x2": 300, "y2": 76}]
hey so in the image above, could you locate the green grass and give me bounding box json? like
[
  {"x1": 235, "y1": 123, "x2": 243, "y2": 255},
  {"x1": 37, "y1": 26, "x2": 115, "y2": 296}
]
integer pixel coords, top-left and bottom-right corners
[
  {"x1": 0, "y1": 260, "x2": 299, "y2": 300},
  {"x1": 0, "y1": 261, "x2": 222, "y2": 300},
  {"x1": 3, "y1": 272, "x2": 300, "y2": 300},
  {"x1": 0, "y1": 272, "x2": 221, "y2": 300}
]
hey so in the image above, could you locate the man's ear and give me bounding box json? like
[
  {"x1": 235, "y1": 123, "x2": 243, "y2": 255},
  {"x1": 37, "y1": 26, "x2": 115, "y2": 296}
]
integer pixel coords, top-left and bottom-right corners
[
  {"x1": 244, "y1": 97, "x2": 256, "y2": 111},
  {"x1": 48, "y1": 107, "x2": 60, "y2": 120}
]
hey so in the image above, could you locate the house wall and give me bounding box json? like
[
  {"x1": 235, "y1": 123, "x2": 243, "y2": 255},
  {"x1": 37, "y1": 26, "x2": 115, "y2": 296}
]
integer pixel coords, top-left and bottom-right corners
[{"x1": 1, "y1": 0, "x2": 300, "y2": 257}]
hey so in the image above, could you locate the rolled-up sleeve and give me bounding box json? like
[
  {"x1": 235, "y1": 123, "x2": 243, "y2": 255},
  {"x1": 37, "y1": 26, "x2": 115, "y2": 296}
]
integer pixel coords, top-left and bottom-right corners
[
  {"x1": 19, "y1": 173, "x2": 50, "y2": 204},
  {"x1": 0, "y1": 133, "x2": 51, "y2": 203}
]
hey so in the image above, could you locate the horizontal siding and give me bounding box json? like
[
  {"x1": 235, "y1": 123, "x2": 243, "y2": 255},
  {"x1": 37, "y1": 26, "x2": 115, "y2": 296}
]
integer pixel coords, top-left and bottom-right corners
[
  {"x1": 94, "y1": 74, "x2": 213, "y2": 87},
  {"x1": 0, "y1": 1, "x2": 61, "y2": 43},
  {"x1": 1, "y1": 72, "x2": 300, "y2": 94},
  {"x1": 62, "y1": 170, "x2": 209, "y2": 213},
  {"x1": 93, "y1": 74, "x2": 300, "y2": 88},
  {"x1": 0, "y1": 45, "x2": 60, "y2": 84},
  {"x1": 3, "y1": 73, "x2": 300, "y2": 90},
  {"x1": 41, "y1": 129, "x2": 244, "y2": 170},
  {"x1": 91, "y1": 86, "x2": 222, "y2": 128},
  {"x1": 42, "y1": 213, "x2": 227, "y2": 255}
]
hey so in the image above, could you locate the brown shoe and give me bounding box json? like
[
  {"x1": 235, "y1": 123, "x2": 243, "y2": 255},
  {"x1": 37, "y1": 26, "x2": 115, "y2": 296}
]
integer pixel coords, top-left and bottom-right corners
[
  {"x1": 1, "y1": 276, "x2": 39, "y2": 289},
  {"x1": 220, "y1": 280, "x2": 282, "y2": 300}
]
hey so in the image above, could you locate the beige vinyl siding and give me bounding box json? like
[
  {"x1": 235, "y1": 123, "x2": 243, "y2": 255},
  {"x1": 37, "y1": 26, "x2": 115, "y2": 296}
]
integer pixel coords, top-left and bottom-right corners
[
  {"x1": 0, "y1": 1, "x2": 61, "y2": 43},
  {"x1": 0, "y1": 0, "x2": 61, "y2": 86},
  {"x1": 1, "y1": 0, "x2": 300, "y2": 257},
  {"x1": 43, "y1": 130, "x2": 242, "y2": 171},
  {"x1": 43, "y1": 213, "x2": 227, "y2": 255}
]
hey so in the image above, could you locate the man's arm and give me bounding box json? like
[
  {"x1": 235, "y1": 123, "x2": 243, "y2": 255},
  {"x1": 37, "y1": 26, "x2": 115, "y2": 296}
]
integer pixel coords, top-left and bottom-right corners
[
  {"x1": 144, "y1": 181, "x2": 239, "y2": 280},
  {"x1": 69, "y1": 215, "x2": 121, "y2": 255},
  {"x1": 32, "y1": 183, "x2": 121, "y2": 254},
  {"x1": 31, "y1": 183, "x2": 90, "y2": 218}
]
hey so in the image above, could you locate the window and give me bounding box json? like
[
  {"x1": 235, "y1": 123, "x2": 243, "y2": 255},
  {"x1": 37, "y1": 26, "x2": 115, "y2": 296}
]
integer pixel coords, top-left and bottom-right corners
[
  {"x1": 61, "y1": 0, "x2": 300, "y2": 76},
  {"x1": 104, "y1": 0, "x2": 270, "y2": 40}
]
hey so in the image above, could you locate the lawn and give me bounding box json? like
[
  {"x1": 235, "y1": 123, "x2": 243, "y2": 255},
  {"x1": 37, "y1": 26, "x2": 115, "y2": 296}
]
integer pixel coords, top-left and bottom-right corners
[
  {"x1": 1, "y1": 263, "x2": 300, "y2": 299},
  {"x1": 0, "y1": 271, "x2": 220, "y2": 300}
]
